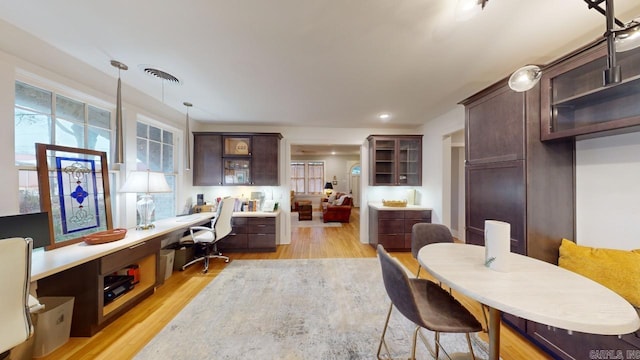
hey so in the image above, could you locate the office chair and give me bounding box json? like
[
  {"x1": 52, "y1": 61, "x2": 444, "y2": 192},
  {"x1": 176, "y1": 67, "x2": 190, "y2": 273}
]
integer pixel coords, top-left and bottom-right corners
[
  {"x1": 0, "y1": 237, "x2": 33, "y2": 359},
  {"x1": 376, "y1": 245, "x2": 482, "y2": 360},
  {"x1": 411, "y1": 223, "x2": 454, "y2": 278},
  {"x1": 181, "y1": 197, "x2": 234, "y2": 273}
]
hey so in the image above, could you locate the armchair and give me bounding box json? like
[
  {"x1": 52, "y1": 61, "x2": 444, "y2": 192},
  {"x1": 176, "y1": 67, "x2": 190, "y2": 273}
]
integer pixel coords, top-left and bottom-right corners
[{"x1": 322, "y1": 193, "x2": 352, "y2": 223}]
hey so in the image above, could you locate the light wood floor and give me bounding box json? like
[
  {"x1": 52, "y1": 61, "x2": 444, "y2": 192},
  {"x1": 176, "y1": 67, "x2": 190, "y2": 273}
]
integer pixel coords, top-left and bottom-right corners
[{"x1": 40, "y1": 208, "x2": 550, "y2": 360}]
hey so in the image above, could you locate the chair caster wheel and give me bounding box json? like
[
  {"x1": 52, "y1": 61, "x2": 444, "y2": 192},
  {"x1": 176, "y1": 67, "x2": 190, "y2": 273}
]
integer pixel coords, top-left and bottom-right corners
[{"x1": 225, "y1": 259, "x2": 230, "y2": 263}]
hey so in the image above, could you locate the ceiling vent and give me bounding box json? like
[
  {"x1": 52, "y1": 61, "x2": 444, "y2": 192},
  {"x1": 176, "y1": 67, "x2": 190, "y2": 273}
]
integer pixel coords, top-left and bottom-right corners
[{"x1": 140, "y1": 66, "x2": 181, "y2": 85}]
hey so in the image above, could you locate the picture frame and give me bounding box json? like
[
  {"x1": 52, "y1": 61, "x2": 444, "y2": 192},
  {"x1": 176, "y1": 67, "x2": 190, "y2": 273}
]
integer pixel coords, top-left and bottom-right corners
[
  {"x1": 236, "y1": 171, "x2": 245, "y2": 184},
  {"x1": 35, "y1": 143, "x2": 113, "y2": 249}
]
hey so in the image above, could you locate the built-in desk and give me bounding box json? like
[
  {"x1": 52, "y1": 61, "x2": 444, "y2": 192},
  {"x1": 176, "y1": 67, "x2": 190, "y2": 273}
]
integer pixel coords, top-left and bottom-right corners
[
  {"x1": 33, "y1": 210, "x2": 281, "y2": 337},
  {"x1": 34, "y1": 212, "x2": 216, "y2": 337}
]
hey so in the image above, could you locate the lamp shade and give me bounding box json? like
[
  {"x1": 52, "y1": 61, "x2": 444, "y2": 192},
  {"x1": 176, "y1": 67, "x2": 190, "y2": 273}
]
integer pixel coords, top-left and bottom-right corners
[
  {"x1": 615, "y1": 21, "x2": 640, "y2": 52},
  {"x1": 324, "y1": 182, "x2": 333, "y2": 190},
  {"x1": 120, "y1": 170, "x2": 171, "y2": 193},
  {"x1": 508, "y1": 65, "x2": 542, "y2": 92}
]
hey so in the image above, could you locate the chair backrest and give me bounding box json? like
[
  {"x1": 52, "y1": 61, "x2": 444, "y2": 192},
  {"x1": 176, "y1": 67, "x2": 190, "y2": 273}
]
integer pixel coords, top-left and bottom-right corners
[
  {"x1": 213, "y1": 197, "x2": 235, "y2": 241},
  {"x1": 376, "y1": 244, "x2": 422, "y2": 325},
  {"x1": 411, "y1": 223, "x2": 453, "y2": 260},
  {"x1": 0, "y1": 237, "x2": 33, "y2": 353}
]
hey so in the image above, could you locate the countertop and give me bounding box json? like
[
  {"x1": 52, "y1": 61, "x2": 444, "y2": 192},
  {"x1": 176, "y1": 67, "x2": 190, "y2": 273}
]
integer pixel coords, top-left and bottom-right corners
[{"x1": 368, "y1": 202, "x2": 432, "y2": 211}]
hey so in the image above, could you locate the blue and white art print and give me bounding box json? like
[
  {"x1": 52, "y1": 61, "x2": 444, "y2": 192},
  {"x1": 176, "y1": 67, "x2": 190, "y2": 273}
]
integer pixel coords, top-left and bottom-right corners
[{"x1": 55, "y1": 157, "x2": 100, "y2": 234}]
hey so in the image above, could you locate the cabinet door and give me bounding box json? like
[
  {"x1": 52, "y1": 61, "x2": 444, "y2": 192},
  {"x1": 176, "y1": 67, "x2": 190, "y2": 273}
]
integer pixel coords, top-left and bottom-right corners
[
  {"x1": 193, "y1": 134, "x2": 222, "y2": 186},
  {"x1": 540, "y1": 43, "x2": 640, "y2": 140},
  {"x1": 252, "y1": 135, "x2": 280, "y2": 185},
  {"x1": 465, "y1": 86, "x2": 525, "y2": 165},
  {"x1": 466, "y1": 161, "x2": 526, "y2": 255},
  {"x1": 398, "y1": 138, "x2": 422, "y2": 186},
  {"x1": 369, "y1": 137, "x2": 396, "y2": 185}
]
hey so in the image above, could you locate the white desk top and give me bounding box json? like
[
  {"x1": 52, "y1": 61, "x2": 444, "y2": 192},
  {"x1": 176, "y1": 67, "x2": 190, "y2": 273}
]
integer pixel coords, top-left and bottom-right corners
[
  {"x1": 31, "y1": 212, "x2": 220, "y2": 281},
  {"x1": 418, "y1": 243, "x2": 640, "y2": 335}
]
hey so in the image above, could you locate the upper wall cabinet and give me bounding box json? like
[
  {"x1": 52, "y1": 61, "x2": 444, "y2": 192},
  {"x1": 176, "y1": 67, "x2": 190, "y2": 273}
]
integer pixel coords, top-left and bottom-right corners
[
  {"x1": 541, "y1": 40, "x2": 640, "y2": 140},
  {"x1": 367, "y1": 135, "x2": 422, "y2": 186},
  {"x1": 193, "y1": 132, "x2": 282, "y2": 186}
]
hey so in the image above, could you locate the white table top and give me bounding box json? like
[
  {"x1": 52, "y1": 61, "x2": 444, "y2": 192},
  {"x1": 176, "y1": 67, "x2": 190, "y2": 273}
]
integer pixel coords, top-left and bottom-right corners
[{"x1": 418, "y1": 243, "x2": 640, "y2": 335}]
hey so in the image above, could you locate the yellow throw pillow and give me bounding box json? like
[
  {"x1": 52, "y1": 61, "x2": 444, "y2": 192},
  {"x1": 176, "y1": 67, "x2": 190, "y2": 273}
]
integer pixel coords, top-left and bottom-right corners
[{"x1": 558, "y1": 238, "x2": 640, "y2": 307}]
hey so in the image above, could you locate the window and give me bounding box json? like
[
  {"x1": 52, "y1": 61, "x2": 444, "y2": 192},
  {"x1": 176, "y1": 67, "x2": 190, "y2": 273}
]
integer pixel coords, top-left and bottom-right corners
[
  {"x1": 290, "y1": 162, "x2": 305, "y2": 193},
  {"x1": 136, "y1": 121, "x2": 176, "y2": 221},
  {"x1": 14, "y1": 81, "x2": 112, "y2": 213},
  {"x1": 290, "y1": 161, "x2": 324, "y2": 194}
]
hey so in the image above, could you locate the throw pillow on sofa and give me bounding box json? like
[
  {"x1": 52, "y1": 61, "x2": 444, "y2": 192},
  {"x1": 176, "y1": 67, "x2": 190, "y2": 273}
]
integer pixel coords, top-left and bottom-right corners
[{"x1": 558, "y1": 238, "x2": 640, "y2": 307}]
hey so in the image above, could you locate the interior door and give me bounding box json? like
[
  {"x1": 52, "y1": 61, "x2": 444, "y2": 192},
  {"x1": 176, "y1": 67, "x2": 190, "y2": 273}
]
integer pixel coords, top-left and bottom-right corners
[{"x1": 350, "y1": 163, "x2": 361, "y2": 207}]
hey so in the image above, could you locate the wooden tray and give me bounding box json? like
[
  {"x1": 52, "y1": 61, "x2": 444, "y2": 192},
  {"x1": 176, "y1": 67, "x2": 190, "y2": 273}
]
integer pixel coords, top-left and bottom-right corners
[{"x1": 83, "y1": 228, "x2": 128, "y2": 245}]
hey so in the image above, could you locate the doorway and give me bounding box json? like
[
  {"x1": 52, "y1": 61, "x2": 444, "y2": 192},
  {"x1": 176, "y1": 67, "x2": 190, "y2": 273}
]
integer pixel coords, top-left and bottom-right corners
[
  {"x1": 442, "y1": 130, "x2": 465, "y2": 241},
  {"x1": 349, "y1": 163, "x2": 361, "y2": 207}
]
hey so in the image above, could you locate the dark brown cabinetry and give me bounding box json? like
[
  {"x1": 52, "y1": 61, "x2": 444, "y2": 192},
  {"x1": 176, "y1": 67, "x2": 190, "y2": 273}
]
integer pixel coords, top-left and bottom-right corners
[
  {"x1": 368, "y1": 206, "x2": 431, "y2": 251},
  {"x1": 462, "y1": 79, "x2": 575, "y2": 341},
  {"x1": 193, "y1": 134, "x2": 223, "y2": 186},
  {"x1": 462, "y1": 82, "x2": 574, "y2": 262},
  {"x1": 218, "y1": 214, "x2": 279, "y2": 252},
  {"x1": 541, "y1": 40, "x2": 640, "y2": 141},
  {"x1": 367, "y1": 135, "x2": 422, "y2": 186},
  {"x1": 37, "y1": 238, "x2": 161, "y2": 336},
  {"x1": 193, "y1": 132, "x2": 281, "y2": 186}
]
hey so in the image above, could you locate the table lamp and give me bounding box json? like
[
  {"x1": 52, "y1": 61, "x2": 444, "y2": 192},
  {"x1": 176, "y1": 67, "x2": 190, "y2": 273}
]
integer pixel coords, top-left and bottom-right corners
[
  {"x1": 324, "y1": 182, "x2": 333, "y2": 196},
  {"x1": 120, "y1": 170, "x2": 171, "y2": 230}
]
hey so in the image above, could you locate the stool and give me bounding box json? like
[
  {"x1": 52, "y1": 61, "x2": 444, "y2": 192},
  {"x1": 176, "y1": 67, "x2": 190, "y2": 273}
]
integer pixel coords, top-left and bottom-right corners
[{"x1": 298, "y1": 204, "x2": 313, "y2": 221}]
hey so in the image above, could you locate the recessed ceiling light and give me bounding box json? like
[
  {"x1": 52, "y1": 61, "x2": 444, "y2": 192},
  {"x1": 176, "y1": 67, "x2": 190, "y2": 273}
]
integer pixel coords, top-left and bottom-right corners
[
  {"x1": 331, "y1": 151, "x2": 336, "y2": 155},
  {"x1": 378, "y1": 113, "x2": 391, "y2": 120}
]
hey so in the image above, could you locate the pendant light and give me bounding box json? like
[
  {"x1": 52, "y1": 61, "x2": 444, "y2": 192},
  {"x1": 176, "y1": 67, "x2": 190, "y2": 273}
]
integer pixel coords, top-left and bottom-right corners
[
  {"x1": 184, "y1": 102, "x2": 192, "y2": 170},
  {"x1": 111, "y1": 60, "x2": 128, "y2": 164}
]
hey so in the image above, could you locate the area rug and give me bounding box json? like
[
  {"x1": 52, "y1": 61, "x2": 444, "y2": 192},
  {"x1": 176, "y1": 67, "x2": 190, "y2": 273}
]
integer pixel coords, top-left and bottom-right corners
[
  {"x1": 135, "y1": 259, "x2": 490, "y2": 360},
  {"x1": 291, "y1": 211, "x2": 342, "y2": 228}
]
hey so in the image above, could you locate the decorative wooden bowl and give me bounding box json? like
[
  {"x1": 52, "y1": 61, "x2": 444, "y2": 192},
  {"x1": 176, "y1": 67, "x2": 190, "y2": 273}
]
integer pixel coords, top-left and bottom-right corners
[
  {"x1": 382, "y1": 200, "x2": 408, "y2": 207},
  {"x1": 83, "y1": 228, "x2": 128, "y2": 245}
]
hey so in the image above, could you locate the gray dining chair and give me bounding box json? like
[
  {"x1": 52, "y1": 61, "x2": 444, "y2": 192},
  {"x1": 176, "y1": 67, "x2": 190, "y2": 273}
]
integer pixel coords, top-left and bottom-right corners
[
  {"x1": 411, "y1": 223, "x2": 454, "y2": 278},
  {"x1": 377, "y1": 244, "x2": 482, "y2": 360}
]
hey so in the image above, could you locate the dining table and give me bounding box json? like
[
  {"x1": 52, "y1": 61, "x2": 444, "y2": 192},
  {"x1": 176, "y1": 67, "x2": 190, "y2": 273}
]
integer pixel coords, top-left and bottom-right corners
[{"x1": 418, "y1": 243, "x2": 640, "y2": 360}]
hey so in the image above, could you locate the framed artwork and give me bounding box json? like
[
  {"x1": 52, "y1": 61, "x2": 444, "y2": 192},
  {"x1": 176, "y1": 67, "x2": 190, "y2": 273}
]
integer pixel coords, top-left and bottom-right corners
[
  {"x1": 36, "y1": 143, "x2": 113, "y2": 249},
  {"x1": 236, "y1": 171, "x2": 246, "y2": 184}
]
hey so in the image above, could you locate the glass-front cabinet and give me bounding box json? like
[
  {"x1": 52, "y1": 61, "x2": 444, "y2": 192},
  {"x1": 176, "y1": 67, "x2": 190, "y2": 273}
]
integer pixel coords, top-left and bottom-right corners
[
  {"x1": 223, "y1": 159, "x2": 251, "y2": 185},
  {"x1": 368, "y1": 135, "x2": 422, "y2": 186},
  {"x1": 541, "y1": 40, "x2": 640, "y2": 140}
]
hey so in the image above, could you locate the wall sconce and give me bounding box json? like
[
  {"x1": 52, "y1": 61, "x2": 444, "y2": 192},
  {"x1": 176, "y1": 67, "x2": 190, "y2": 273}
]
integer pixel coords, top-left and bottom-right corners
[
  {"x1": 110, "y1": 60, "x2": 128, "y2": 164},
  {"x1": 120, "y1": 170, "x2": 171, "y2": 230},
  {"x1": 184, "y1": 102, "x2": 192, "y2": 171}
]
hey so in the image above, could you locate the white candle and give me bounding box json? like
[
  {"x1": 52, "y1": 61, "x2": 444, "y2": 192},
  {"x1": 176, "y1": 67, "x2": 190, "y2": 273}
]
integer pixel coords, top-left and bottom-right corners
[{"x1": 484, "y1": 220, "x2": 511, "y2": 272}]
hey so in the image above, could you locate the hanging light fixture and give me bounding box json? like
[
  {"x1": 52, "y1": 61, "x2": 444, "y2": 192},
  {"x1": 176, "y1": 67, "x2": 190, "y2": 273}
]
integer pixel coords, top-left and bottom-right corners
[
  {"x1": 508, "y1": 65, "x2": 542, "y2": 92},
  {"x1": 111, "y1": 60, "x2": 128, "y2": 164},
  {"x1": 184, "y1": 102, "x2": 192, "y2": 170}
]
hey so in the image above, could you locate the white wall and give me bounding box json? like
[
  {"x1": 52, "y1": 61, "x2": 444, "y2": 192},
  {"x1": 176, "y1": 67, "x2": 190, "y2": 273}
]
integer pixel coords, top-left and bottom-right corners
[
  {"x1": 416, "y1": 106, "x2": 466, "y2": 225},
  {"x1": 576, "y1": 132, "x2": 640, "y2": 250}
]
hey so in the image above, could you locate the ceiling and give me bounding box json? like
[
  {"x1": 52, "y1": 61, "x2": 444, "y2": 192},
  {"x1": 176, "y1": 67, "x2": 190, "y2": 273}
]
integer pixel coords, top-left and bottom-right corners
[{"x1": 1, "y1": 1, "x2": 640, "y2": 130}]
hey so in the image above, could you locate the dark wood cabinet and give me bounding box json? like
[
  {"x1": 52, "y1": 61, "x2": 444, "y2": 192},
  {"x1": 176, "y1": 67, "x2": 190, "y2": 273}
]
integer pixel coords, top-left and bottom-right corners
[
  {"x1": 37, "y1": 238, "x2": 161, "y2": 336},
  {"x1": 461, "y1": 82, "x2": 574, "y2": 262},
  {"x1": 462, "y1": 79, "x2": 575, "y2": 345},
  {"x1": 193, "y1": 134, "x2": 223, "y2": 186},
  {"x1": 367, "y1": 135, "x2": 422, "y2": 186},
  {"x1": 368, "y1": 206, "x2": 431, "y2": 251},
  {"x1": 541, "y1": 39, "x2": 640, "y2": 141},
  {"x1": 193, "y1": 132, "x2": 281, "y2": 186},
  {"x1": 218, "y1": 214, "x2": 279, "y2": 252}
]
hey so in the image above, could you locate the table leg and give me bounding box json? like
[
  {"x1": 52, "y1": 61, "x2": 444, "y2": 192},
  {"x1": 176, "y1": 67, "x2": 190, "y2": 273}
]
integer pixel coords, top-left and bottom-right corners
[{"x1": 488, "y1": 307, "x2": 501, "y2": 360}]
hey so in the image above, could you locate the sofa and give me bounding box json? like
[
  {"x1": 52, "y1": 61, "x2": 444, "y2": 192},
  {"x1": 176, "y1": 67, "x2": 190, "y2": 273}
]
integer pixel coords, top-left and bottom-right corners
[{"x1": 322, "y1": 193, "x2": 352, "y2": 223}]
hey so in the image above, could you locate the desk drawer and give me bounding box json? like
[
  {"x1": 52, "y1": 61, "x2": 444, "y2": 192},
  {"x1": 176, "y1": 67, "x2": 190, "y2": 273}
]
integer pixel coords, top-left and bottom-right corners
[
  {"x1": 100, "y1": 240, "x2": 160, "y2": 274},
  {"x1": 248, "y1": 234, "x2": 276, "y2": 249},
  {"x1": 248, "y1": 223, "x2": 275, "y2": 234}
]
